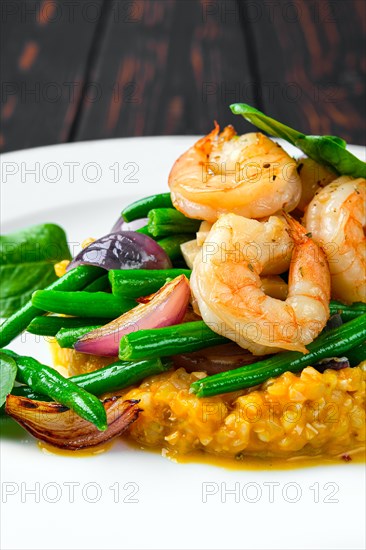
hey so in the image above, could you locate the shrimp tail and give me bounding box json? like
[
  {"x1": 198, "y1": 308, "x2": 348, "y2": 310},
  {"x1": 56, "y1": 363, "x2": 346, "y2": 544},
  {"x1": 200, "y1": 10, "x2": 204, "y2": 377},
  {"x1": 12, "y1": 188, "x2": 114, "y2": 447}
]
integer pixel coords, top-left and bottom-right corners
[
  {"x1": 195, "y1": 122, "x2": 220, "y2": 155},
  {"x1": 282, "y1": 211, "x2": 310, "y2": 245},
  {"x1": 283, "y1": 211, "x2": 331, "y2": 319}
]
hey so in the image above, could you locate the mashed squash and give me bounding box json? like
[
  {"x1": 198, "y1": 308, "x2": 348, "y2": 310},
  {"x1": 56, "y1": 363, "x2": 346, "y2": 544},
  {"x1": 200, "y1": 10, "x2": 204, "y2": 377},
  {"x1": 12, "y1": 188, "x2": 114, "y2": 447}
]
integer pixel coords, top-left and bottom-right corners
[
  {"x1": 123, "y1": 366, "x2": 365, "y2": 459},
  {"x1": 51, "y1": 342, "x2": 365, "y2": 460}
]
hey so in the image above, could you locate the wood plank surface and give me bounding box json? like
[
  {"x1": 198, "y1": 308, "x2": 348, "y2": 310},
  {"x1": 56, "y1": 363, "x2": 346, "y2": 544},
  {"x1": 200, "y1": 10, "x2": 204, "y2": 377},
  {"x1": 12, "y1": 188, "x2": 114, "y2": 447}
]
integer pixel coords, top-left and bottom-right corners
[
  {"x1": 246, "y1": 0, "x2": 366, "y2": 143},
  {"x1": 74, "y1": 0, "x2": 255, "y2": 141},
  {"x1": 1, "y1": 0, "x2": 365, "y2": 152},
  {"x1": 0, "y1": 0, "x2": 104, "y2": 152}
]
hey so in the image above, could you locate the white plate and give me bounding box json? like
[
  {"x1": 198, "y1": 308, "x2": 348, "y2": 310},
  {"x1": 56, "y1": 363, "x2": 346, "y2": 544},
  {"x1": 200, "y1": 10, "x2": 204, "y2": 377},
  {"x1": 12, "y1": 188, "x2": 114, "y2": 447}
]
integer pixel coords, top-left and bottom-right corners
[{"x1": 1, "y1": 137, "x2": 365, "y2": 550}]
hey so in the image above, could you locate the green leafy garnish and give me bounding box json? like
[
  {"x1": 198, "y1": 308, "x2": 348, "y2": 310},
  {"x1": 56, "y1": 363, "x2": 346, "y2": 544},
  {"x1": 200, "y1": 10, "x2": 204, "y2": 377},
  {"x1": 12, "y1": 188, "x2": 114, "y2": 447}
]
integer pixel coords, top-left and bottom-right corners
[
  {"x1": 230, "y1": 103, "x2": 366, "y2": 178},
  {"x1": 0, "y1": 352, "x2": 17, "y2": 406},
  {"x1": 0, "y1": 224, "x2": 71, "y2": 317}
]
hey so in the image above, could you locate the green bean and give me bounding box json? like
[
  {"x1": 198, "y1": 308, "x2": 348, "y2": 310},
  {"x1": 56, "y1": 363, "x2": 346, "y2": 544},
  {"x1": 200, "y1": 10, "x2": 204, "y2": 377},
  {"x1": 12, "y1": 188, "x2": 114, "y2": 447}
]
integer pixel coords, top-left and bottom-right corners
[
  {"x1": 10, "y1": 386, "x2": 51, "y2": 401},
  {"x1": 230, "y1": 103, "x2": 366, "y2": 178},
  {"x1": 119, "y1": 321, "x2": 229, "y2": 361},
  {"x1": 109, "y1": 268, "x2": 191, "y2": 299},
  {"x1": 329, "y1": 300, "x2": 366, "y2": 322},
  {"x1": 345, "y1": 343, "x2": 366, "y2": 367},
  {"x1": 191, "y1": 314, "x2": 366, "y2": 397},
  {"x1": 71, "y1": 357, "x2": 171, "y2": 394},
  {"x1": 26, "y1": 316, "x2": 112, "y2": 337},
  {"x1": 83, "y1": 274, "x2": 110, "y2": 292},
  {"x1": 122, "y1": 193, "x2": 173, "y2": 222},
  {"x1": 56, "y1": 325, "x2": 102, "y2": 348},
  {"x1": 157, "y1": 235, "x2": 192, "y2": 260},
  {"x1": 6, "y1": 351, "x2": 171, "y2": 398},
  {"x1": 1, "y1": 350, "x2": 107, "y2": 430},
  {"x1": 0, "y1": 265, "x2": 104, "y2": 348},
  {"x1": 135, "y1": 225, "x2": 152, "y2": 236},
  {"x1": 32, "y1": 290, "x2": 135, "y2": 318},
  {"x1": 147, "y1": 209, "x2": 200, "y2": 238}
]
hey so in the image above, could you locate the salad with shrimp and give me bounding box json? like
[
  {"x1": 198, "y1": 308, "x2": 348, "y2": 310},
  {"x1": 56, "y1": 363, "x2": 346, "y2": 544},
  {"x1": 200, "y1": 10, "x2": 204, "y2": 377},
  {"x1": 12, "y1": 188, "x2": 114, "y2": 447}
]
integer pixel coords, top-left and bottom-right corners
[{"x1": 1, "y1": 104, "x2": 365, "y2": 464}]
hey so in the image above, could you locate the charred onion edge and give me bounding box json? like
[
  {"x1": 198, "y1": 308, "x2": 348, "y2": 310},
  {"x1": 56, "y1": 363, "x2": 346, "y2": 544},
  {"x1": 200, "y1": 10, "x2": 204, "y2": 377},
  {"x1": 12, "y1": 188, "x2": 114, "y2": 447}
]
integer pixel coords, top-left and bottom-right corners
[{"x1": 5, "y1": 395, "x2": 142, "y2": 450}]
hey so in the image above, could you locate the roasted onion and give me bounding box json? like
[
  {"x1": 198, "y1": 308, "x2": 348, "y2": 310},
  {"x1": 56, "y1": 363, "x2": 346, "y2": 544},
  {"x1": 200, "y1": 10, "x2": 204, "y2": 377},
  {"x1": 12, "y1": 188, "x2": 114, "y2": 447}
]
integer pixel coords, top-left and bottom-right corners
[
  {"x1": 67, "y1": 231, "x2": 171, "y2": 271},
  {"x1": 5, "y1": 395, "x2": 141, "y2": 450},
  {"x1": 74, "y1": 275, "x2": 191, "y2": 356},
  {"x1": 173, "y1": 342, "x2": 265, "y2": 375},
  {"x1": 314, "y1": 357, "x2": 350, "y2": 372}
]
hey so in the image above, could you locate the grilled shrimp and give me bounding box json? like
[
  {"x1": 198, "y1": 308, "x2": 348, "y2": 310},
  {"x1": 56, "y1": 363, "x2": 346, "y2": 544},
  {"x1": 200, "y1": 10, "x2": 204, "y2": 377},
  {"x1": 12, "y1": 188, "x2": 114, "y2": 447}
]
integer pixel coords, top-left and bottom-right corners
[
  {"x1": 190, "y1": 213, "x2": 330, "y2": 355},
  {"x1": 184, "y1": 216, "x2": 293, "y2": 274},
  {"x1": 169, "y1": 124, "x2": 302, "y2": 222},
  {"x1": 304, "y1": 176, "x2": 366, "y2": 303}
]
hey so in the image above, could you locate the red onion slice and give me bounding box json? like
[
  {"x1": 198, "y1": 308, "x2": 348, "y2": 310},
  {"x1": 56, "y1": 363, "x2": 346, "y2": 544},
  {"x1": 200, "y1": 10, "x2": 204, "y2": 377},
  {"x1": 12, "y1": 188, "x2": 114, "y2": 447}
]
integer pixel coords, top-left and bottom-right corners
[
  {"x1": 74, "y1": 275, "x2": 191, "y2": 356},
  {"x1": 67, "y1": 231, "x2": 171, "y2": 272},
  {"x1": 5, "y1": 395, "x2": 141, "y2": 450}
]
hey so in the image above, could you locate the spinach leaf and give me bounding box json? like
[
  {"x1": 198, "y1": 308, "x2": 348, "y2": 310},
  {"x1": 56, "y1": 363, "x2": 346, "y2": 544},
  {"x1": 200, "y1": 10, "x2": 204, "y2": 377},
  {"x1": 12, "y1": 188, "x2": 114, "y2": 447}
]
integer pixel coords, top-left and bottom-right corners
[
  {"x1": 0, "y1": 352, "x2": 17, "y2": 406},
  {"x1": 0, "y1": 224, "x2": 71, "y2": 317},
  {"x1": 0, "y1": 223, "x2": 71, "y2": 264},
  {"x1": 230, "y1": 103, "x2": 366, "y2": 178}
]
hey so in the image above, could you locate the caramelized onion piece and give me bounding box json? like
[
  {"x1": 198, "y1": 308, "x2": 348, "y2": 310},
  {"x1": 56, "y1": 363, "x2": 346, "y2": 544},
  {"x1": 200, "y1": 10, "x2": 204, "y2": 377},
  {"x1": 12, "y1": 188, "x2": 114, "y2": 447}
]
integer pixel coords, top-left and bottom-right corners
[
  {"x1": 173, "y1": 343, "x2": 265, "y2": 375},
  {"x1": 314, "y1": 357, "x2": 350, "y2": 373},
  {"x1": 75, "y1": 275, "x2": 191, "y2": 356},
  {"x1": 5, "y1": 395, "x2": 141, "y2": 450}
]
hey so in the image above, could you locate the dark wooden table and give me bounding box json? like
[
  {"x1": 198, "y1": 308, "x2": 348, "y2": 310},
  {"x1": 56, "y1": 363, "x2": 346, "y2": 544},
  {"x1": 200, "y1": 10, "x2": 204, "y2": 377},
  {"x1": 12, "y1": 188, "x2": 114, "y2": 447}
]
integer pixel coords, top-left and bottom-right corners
[{"x1": 1, "y1": 0, "x2": 365, "y2": 153}]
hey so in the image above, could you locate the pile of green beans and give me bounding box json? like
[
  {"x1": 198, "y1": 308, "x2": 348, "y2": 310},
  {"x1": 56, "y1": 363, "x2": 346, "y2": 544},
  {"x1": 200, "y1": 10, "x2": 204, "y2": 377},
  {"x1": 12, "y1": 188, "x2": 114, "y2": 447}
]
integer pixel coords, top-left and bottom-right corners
[
  {"x1": 2, "y1": 191, "x2": 365, "y2": 433},
  {"x1": 190, "y1": 315, "x2": 366, "y2": 397}
]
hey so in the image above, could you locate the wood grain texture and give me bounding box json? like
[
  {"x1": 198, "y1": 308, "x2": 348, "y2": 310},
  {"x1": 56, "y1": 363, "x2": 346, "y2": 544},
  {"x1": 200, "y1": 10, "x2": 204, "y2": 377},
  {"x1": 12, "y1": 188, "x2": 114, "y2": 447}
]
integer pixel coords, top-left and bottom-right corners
[
  {"x1": 245, "y1": 0, "x2": 366, "y2": 144},
  {"x1": 0, "y1": 0, "x2": 104, "y2": 152},
  {"x1": 1, "y1": 0, "x2": 365, "y2": 152},
  {"x1": 74, "y1": 0, "x2": 254, "y2": 141}
]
